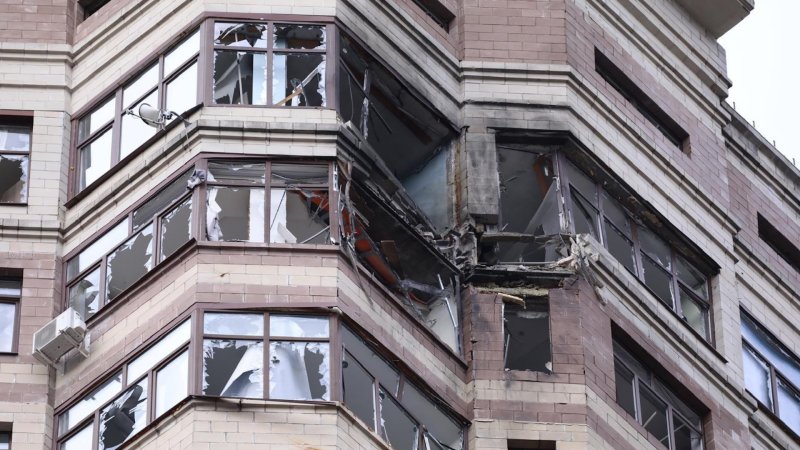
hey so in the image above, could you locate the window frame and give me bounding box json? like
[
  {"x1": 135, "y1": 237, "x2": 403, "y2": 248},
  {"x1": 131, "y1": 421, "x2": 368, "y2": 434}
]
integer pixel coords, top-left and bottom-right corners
[
  {"x1": 613, "y1": 341, "x2": 705, "y2": 450},
  {"x1": 558, "y1": 154, "x2": 713, "y2": 342},
  {"x1": 0, "y1": 114, "x2": 33, "y2": 205},
  {"x1": 0, "y1": 276, "x2": 21, "y2": 355}
]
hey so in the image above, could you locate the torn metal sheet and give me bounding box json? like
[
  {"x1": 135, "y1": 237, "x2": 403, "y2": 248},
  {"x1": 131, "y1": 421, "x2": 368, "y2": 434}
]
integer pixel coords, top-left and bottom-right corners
[{"x1": 269, "y1": 341, "x2": 330, "y2": 401}]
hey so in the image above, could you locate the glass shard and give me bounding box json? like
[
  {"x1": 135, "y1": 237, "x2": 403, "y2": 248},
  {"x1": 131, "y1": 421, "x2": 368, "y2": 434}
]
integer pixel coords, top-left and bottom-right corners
[
  {"x1": 206, "y1": 187, "x2": 265, "y2": 242},
  {"x1": 207, "y1": 161, "x2": 265, "y2": 184},
  {"x1": 274, "y1": 24, "x2": 326, "y2": 49},
  {"x1": 638, "y1": 227, "x2": 672, "y2": 269},
  {"x1": 269, "y1": 341, "x2": 330, "y2": 400},
  {"x1": 60, "y1": 372, "x2": 122, "y2": 436},
  {"x1": 98, "y1": 379, "x2": 148, "y2": 450},
  {"x1": 571, "y1": 191, "x2": 598, "y2": 238},
  {"x1": 741, "y1": 314, "x2": 800, "y2": 387},
  {"x1": 214, "y1": 22, "x2": 267, "y2": 48},
  {"x1": 68, "y1": 267, "x2": 101, "y2": 321},
  {"x1": 272, "y1": 54, "x2": 325, "y2": 106},
  {"x1": 132, "y1": 169, "x2": 193, "y2": 230},
  {"x1": 213, "y1": 51, "x2": 267, "y2": 105},
  {"x1": 0, "y1": 154, "x2": 28, "y2": 203},
  {"x1": 67, "y1": 218, "x2": 129, "y2": 281},
  {"x1": 379, "y1": 389, "x2": 418, "y2": 450},
  {"x1": 638, "y1": 384, "x2": 669, "y2": 446},
  {"x1": 605, "y1": 220, "x2": 636, "y2": 274},
  {"x1": 202, "y1": 339, "x2": 263, "y2": 398},
  {"x1": 675, "y1": 255, "x2": 708, "y2": 300},
  {"x1": 741, "y1": 345, "x2": 772, "y2": 408},
  {"x1": 401, "y1": 383, "x2": 462, "y2": 450},
  {"x1": 642, "y1": 255, "x2": 674, "y2": 308},
  {"x1": 672, "y1": 412, "x2": 703, "y2": 450},
  {"x1": 269, "y1": 189, "x2": 329, "y2": 244},
  {"x1": 777, "y1": 378, "x2": 800, "y2": 436},
  {"x1": 106, "y1": 224, "x2": 154, "y2": 301},
  {"x1": 679, "y1": 288, "x2": 707, "y2": 338}
]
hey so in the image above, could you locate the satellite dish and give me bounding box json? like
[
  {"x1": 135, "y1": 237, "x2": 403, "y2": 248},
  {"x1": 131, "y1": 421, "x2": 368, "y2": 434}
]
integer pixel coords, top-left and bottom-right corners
[{"x1": 138, "y1": 103, "x2": 163, "y2": 127}]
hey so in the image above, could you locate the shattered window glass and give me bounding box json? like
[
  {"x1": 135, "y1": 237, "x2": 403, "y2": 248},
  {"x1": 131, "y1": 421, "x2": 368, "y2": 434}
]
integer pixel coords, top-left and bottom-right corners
[
  {"x1": 127, "y1": 320, "x2": 190, "y2": 382},
  {"x1": 202, "y1": 339, "x2": 263, "y2": 398},
  {"x1": 274, "y1": 24, "x2": 325, "y2": 49},
  {"x1": 78, "y1": 129, "x2": 112, "y2": 190},
  {"x1": 570, "y1": 191, "x2": 598, "y2": 238},
  {"x1": 60, "y1": 372, "x2": 122, "y2": 436},
  {"x1": 343, "y1": 350, "x2": 375, "y2": 428},
  {"x1": 204, "y1": 312, "x2": 264, "y2": 336},
  {"x1": 0, "y1": 154, "x2": 28, "y2": 203},
  {"x1": 155, "y1": 350, "x2": 189, "y2": 416},
  {"x1": 214, "y1": 22, "x2": 267, "y2": 48},
  {"x1": 208, "y1": 161, "x2": 266, "y2": 184},
  {"x1": 270, "y1": 315, "x2": 329, "y2": 338},
  {"x1": 106, "y1": 224, "x2": 154, "y2": 302},
  {"x1": 342, "y1": 327, "x2": 400, "y2": 395},
  {"x1": 401, "y1": 383, "x2": 463, "y2": 450},
  {"x1": 164, "y1": 30, "x2": 200, "y2": 75},
  {"x1": 166, "y1": 62, "x2": 199, "y2": 118},
  {"x1": 269, "y1": 341, "x2": 330, "y2": 400},
  {"x1": 98, "y1": 379, "x2": 148, "y2": 450},
  {"x1": 213, "y1": 51, "x2": 267, "y2": 105},
  {"x1": 160, "y1": 198, "x2": 192, "y2": 260},
  {"x1": 272, "y1": 54, "x2": 325, "y2": 106},
  {"x1": 206, "y1": 187, "x2": 265, "y2": 242},
  {"x1": 269, "y1": 190, "x2": 329, "y2": 244},
  {"x1": 68, "y1": 267, "x2": 100, "y2": 321},
  {"x1": 77, "y1": 98, "x2": 114, "y2": 143},
  {"x1": 62, "y1": 425, "x2": 92, "y2": 450},
  {"x1": 379, "y1": 389, "x2": 419, "y2": 450},
  {"x1": 503, "y1": 297, "x2": 551, "y2": 372},
  {"x1": 133, "y1": 169, "x2": 193, "y2": 230},
  {"x1": 403, "y1": 148, "x2": 451, "y2": 234},
  {"x1": 422, "y1": 289, "x2": 460, "y2": 354},
  {"x1": 67, "y1": 218, "x2": 129, "y2": 281},
  {"x1": 271, "y1": 164, "x2": 327, "y2": 185}
]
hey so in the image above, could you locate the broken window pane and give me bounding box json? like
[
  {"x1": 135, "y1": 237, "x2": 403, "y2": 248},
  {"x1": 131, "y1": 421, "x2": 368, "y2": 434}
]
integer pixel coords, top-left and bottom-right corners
[
  {"x1": 60, "y1": 372, "x2": 122, "y2": 436},
  {"x1": 164, "y1": 30, "x2": 199, "y2": 75},
  {"x1": 777, "y1": 378, "x2": 800, "y2": 435},
  {"x1": 69, "y1": 267, "x2": 100, "y2": 321},
  {"x1": 165, "y1": 62, "x2": 198, "y2": 118},
  {"x1": 204, "y1": 312, "x2": 264, "y2": 336},
  {"x1": 62, "y1": 425, "x2": 93, "y2": 450},
  {"x1": 202, "y1": 339, "x2": 263, "y2": 398},
  {"x1": 614, "y1": 362, "x2": 637, "y2": 418},
  {"x1": 403, "y1": 148, "x2": 450, "y2": 233},
  {"x1": 214, "y1": 22, "x2": 267, "y2": 48},
  {"x1": 422, "y1": 289, "x2": 460, "y2": 353},
  {"x1": 565, "y1": 160, "x2": 597, "y2": 203},
  {"x1": 160, "y1": 198, "x2": 192, "y2": 260},
  {"x1": 571, "y1": 191, "x2": 598, "y2": 238},
  {"x1": 120, "y1": 90, "x2": 158, "y2": 158},
  {"x1": 128, "y1": 320, "x2": 190, "y2": 382},
  {"x1": 155, "y1": 350, "x2": 189, "y2": 416},
  {"x1": 343, "y1": 350, "x2": 375, "y2": 428},
  {"x1": 133, "y1": 168, "x2": 193, "y2": 230},
  {"x1": 98, "y1": 379, "x2": 148, "y2": 450},
  {"x1": 638, "y1": 384, "x2": 669, "y2": 445},
  {"x1": 274, "y1": 24, "x2": 325, "y2": 49},
  {"x1": 642, "y1": 255, "x2": 674, "y2": 308},
  {"x1": 67, "y1": 218, "x2": 129, "y2": 281},
  {"x1": 208, "y1": 161, "x2": 265, "y2": 184},
  {"x1": 401, "y1": 383, "x2": 463, "y2": 450},
  {"x1": 672, "y1": 412, "x2": 703, "y2": 450},
  {"x1": 77, "y1": 97, "x2": 115, "y2": 142},
  {"x1": 213, "y1": 51, "x2": 267, "y2": 105},
  {"x1": 342, "y1": 326, "x2": 400, "y2": 395},
  {"x1": 269, "y1": 341, "x2": 330, "y2": 400},
  {"x1": 79, "y1": 129, "x2": 113, "y2": 189},
  {"x1": 123, "y1": 64, "x2": 158, "y2": 107},
  {"x1": 0, "y1": 124, "x2": 31, "y2": 150},
  {"x1": 272, "y1": 54, "x2": 325, "y2": 106},
  {"x1": 504, "y1": 297, "x2": 551, "y2": 372},
  {"x1": 679, "y1": 289, "x2": 707, "y2": 338},
  {"x1": 742, "y1": 345, "x2": 772, "y2": 408},
  {"x1": 206, "y1": 187, "x2": 265, "y2": 242},
  {"x1": 0, "y1": 303, "x2": 15, "y2": 353},
  {"x1": 270, "y1": 315, "x2": 329, "y2": 338},
  {"x1": 605, "y1": 220, "x2": 636, "y2": 274},
  {"x1": 271, "y1": 164, "x2": 327, "y2": 185},
  {"x1": 106, "y1": 224, "x2": 154, "y2": 302},
  {"x1": 675, "y1": 256, "x2": 708, "y2": 300},
  {"x1": 639, "y1": 227, "x2": 672, "y2": 269},
  {"x1": 497, "y1": 181, "x2": 561, "y2": 263},
  {"x1": 379, "y1": 389, "x2": 418, "y2": 450},
  {"x1": 269, "y1": 189, "x2": 329, "y2": 244},
  {"x1": 0, "y1": 154, "x2": 28, "y2": 203}
]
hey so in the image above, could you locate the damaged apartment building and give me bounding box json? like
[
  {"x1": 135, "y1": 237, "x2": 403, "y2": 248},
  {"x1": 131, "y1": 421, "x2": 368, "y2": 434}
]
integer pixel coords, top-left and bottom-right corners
[{"x1": 2, "y1": 0, "x2": 800, "y2": 449}]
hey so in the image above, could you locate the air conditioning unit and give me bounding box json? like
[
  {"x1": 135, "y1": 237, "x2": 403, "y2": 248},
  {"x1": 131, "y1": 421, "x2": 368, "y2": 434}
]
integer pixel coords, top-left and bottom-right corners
[{"x1": 33, "y1": 308, "x2": 89, "y2": 366}]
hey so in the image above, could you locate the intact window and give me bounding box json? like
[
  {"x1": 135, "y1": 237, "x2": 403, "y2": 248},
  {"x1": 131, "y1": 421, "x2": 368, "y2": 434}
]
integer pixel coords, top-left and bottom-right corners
[
  {"x1": 613, "y1": 339, "x2": 705, "y2": 450},
  {"x1": 503, "y1": 296, "x2": 551, "y2": 372},
  {"x1": 0, "y1": 118, "x2": 32, "y2": 204},
  {"x1": 0, "y1": 276, "x2": 21, "y2": 354}
]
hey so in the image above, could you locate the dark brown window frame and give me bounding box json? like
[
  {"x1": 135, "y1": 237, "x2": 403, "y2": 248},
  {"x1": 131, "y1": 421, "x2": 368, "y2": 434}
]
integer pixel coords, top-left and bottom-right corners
[
  {"x1": 757, "y1": 213, "x2": 800, "y2": 273},
  {"x1": 0, "y1": 274, "x2": 22, "y2": 355},
  {"x1": 0, "y1": 114, "x2": 34, "y2": 206},
  {"x1": 594, "y1": 49, "x2": 690, "y2": 152}
]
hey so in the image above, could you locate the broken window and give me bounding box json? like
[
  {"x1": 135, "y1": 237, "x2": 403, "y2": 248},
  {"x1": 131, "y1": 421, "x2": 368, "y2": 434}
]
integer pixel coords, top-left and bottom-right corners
[
  {"x1": 270, "y1": 190, "x2": 329, "y2": 244},
  {"x1": 106, "y1": 224, "x2": 154, "y2": 302},
  {"x1": 342, "y1": 325, "x2": 465, "y2": 450},
  {"x1": 68, "y1": 267, "x2": 100, "y2": 321},
  {"x1": 741, "y1": 311, "x2": 800, "y2": 435},
  {"x1": 132, "y1": 169, "x2": 193, "y2": 229},
  {"x1": 206, "y1": 187, "x2": 265, "y2": 242},
  {"x1": 503, "y1": 296, "x2": 551, "y2": 372},
  {"x1": 560, "y1": 157, "x2": 712, "y2": 341},
  {"x1": 0, "y1": 120, "x2": 32, "y2": 204},
  {"x1": 160, "y1": 198, "x2": 192, "y2": 260},
  {"x1": 402, "y1": 146, "x2": 452, "y2": 234},
  {"x1": 0, "y1": 277, "x2": 20, "y2": 354},
  {"x1": 269, "y1": 315, "x2": 330, "y2": 400},
  {"x1": 59, "y1": 372, "x2": 122, "y2": 437},
  {"x1": 212, "y1": 21, "x2": 328, "y2": 106},
  {"x1": 613, "y1": 338, "x2": 705, "y2": 450},
  {"x1": 73, "y1": 30, "x2": 200, "y2": 194},
  {"x1": 155, "y1": 350, "x2": 189, "y2": 416},
  {"x1": 202, "y1": 339, "x2": 264, "y2": 398},
  {"x1": 98, "y1": 379, "x2": 148, "y2": 450}
]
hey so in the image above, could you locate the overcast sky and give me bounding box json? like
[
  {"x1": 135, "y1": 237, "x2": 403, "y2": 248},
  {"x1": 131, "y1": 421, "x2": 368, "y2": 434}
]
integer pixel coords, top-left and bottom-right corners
[{"x1": 719, "y1": 2, "x2": 800, "y2": 166}]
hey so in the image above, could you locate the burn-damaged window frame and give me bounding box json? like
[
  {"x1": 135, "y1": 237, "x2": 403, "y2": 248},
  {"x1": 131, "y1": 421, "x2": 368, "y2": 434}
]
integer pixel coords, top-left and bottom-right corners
[
  {"x1": 740, "y1": 310, "x2": 800, "y2": 437},
  {"x1": 0, "y1": 115, "x2": 33, "y2": 205},
  {"x1": 71, "y1": 29, "x2": 201, "y2": 197},
  {"x1": 558, "y1": 154, "x2": 714, "y2": 342},
  {"x1": 340, "y1": 324, "x2": 466, "y2": 450},
  {"x1": 55, "y1": 318, "x2": 192, "y2": 450},
  {"x1": 613, "y1": 337, "x2": 706, "y2": 450},
  {"x1": 208, "y1": 20, "x2": 333, "y2": 108}
]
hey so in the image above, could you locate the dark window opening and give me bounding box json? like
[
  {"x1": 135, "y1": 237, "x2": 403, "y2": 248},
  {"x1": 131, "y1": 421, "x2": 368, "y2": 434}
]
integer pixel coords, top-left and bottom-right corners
[
  {"x1": 0, "y1": 118, "x2": 32, "y2": 204},
  {"x1": 757, "y1": 213, "x2": 800, "y2": 273},
  {"x1": 508, "y1": 439, "x2": 557, "y2": 450},
  {"x1": 595, "y1": 49, "x2": 689, "y2": 151},
  {"x1": 503, "y1": 296, "x2": 551, "y2": 372},
  {"x1": 79, "y1": 0, "x2": 113, "y2": 20},
  {"x1": 408, "y1": 0, "x2": 455, "y2": 31}
]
